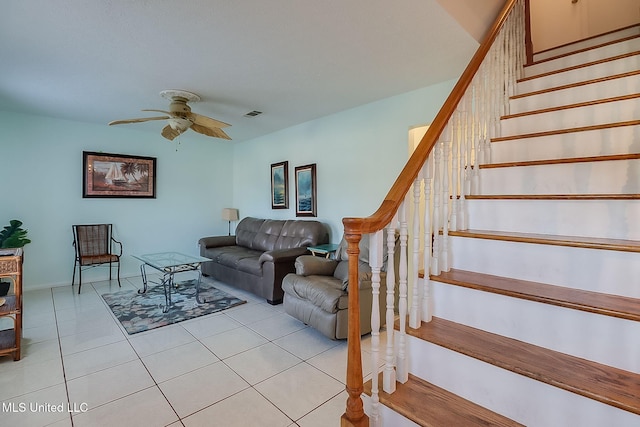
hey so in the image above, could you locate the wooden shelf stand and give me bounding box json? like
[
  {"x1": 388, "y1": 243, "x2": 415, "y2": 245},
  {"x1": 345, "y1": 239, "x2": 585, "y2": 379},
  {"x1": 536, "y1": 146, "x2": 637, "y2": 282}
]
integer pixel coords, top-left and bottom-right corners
[{"x1": 0, "y1": 248, "x2": 23, "y2": 361}]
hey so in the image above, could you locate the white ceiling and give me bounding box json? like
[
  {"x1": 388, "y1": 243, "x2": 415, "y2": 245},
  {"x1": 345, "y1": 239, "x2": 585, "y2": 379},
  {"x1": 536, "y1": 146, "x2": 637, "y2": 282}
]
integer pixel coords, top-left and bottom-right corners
[{"x1": 0, "y1": 0, "x2": 500, "y2": 143}]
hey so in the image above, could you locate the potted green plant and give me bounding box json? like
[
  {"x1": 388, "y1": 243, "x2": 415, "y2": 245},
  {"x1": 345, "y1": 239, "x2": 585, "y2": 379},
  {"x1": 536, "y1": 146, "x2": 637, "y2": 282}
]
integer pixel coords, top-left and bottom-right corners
[{"x1": 0, "y1": 220, "x2": 31, "y2": 296}]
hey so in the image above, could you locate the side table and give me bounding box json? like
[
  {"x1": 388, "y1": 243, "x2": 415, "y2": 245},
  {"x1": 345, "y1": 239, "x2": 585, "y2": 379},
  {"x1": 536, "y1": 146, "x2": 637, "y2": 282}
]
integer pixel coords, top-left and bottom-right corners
[
  {"x1": 307, "y1": 243, "x2": 340, "y2": 258},
  {"x1": 0, "y1": 248, "x2": 23, "y2": 361}
]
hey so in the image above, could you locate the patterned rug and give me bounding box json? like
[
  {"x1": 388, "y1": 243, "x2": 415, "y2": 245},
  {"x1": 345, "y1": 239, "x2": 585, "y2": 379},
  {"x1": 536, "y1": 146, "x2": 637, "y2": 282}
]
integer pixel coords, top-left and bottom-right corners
[{"x1": 101, "y1": 279, "x2": 246, "y2": 334}]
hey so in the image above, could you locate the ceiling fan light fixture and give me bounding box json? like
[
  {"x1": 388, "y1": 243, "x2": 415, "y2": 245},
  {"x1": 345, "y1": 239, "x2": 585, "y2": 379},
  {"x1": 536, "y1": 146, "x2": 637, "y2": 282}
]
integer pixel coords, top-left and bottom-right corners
[{"x1": 168, "y1": 117, "x2": 191, "y2": 131}]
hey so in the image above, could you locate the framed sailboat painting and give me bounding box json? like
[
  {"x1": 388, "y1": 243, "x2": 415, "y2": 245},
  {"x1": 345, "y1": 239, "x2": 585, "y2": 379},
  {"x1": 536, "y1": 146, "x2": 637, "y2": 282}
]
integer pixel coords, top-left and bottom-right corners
[
  {"x1": 83, "y1": 151, "x2": 157, "y2": 198},
  {"x1": 294, "y1": 163, "x2": 316, "y2": 217}
]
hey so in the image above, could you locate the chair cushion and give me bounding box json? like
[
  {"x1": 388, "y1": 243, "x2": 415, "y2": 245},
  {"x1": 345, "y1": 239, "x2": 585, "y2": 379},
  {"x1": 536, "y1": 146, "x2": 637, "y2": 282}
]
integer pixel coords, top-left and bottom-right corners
[
  {"x1": 282, "y1": 274, "x2": 347, "y2": 313},
  {"x1": 80, "y1": 254, "x2": 119, "y2": 266}
]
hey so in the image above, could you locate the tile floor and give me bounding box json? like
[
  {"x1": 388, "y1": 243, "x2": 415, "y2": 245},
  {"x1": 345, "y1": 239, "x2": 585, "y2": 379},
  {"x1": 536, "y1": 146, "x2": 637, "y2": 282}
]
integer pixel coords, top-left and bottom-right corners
[{"x1": 0, "y1": 273, "x2": 381, "y2": 426}]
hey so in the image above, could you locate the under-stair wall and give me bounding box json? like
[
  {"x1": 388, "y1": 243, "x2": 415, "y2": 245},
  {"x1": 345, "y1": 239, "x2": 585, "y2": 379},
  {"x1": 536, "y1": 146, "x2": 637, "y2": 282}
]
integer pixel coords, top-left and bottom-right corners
[{"x1": 362, "y1": 23, "x2": 640, "y2": 427}]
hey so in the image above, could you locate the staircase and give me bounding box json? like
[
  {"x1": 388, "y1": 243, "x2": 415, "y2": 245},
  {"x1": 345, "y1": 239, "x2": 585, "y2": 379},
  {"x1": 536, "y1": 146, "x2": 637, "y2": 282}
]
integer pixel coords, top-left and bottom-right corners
[{"x1": 362, "y1": 24, "x2": 640, "y2": 427}]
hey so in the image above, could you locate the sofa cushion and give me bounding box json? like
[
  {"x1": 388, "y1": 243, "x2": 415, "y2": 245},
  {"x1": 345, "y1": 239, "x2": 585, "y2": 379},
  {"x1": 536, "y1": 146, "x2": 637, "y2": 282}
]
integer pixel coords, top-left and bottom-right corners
[
  {"x1": 275, "y1": 220, "x2": 328, "y2": 250},
  {"x1": 282, "y1": 274, "x2": 347, "y2": 313},
  {"x1": 205, "y1": 246, "x2": 263, "y2": 275}
]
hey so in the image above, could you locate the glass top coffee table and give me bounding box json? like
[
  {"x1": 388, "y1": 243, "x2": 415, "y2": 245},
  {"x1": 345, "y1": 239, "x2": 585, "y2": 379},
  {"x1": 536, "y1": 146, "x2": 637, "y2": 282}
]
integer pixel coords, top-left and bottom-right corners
[{"x1": 132, "y1": 252, "x2": 211, "y2": 313}]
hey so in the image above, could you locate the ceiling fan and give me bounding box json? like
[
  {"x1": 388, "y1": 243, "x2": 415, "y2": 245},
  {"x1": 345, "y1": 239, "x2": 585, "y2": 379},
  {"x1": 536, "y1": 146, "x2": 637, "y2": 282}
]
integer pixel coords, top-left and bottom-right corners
[{"x1": 108, "y1": 90, "x2": 231, "y2": 141}]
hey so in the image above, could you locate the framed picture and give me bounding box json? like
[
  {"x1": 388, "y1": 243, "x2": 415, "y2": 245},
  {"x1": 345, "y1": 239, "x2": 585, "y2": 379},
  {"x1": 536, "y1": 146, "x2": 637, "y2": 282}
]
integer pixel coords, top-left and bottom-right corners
[
  {"x1": 83, "y1": 151, "x2": 157, "y2": 198},
  {"x1": 295, "y1": 163, "x2": 317, "y2": 217},
  {"x1": 271, "y1": 161, "x2": 289, "y2": 209}
]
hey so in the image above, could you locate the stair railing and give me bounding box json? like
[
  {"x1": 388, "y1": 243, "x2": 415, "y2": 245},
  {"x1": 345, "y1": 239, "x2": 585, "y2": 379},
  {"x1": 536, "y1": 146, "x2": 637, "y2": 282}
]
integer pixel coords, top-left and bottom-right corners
[{"x1": 340, "y1": 1, "x2": 526, "y2": 426}]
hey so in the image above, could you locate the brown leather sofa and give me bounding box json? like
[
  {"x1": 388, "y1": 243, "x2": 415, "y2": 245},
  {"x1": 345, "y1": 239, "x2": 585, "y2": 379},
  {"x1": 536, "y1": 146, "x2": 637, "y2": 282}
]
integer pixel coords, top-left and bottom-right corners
[
  {"x1": 198, "y1": 217, "x2": 329, "y2": 304},
  {"x1": 282, "y1": 232, "x2": 398, "y2": 339}
]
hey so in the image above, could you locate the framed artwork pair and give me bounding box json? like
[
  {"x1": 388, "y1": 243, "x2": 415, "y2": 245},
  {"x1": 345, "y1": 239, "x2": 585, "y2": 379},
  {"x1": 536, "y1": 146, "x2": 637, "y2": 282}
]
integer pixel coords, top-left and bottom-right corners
[{"x1": 270, "y1": 161, "x2": 316, "y2": 217}]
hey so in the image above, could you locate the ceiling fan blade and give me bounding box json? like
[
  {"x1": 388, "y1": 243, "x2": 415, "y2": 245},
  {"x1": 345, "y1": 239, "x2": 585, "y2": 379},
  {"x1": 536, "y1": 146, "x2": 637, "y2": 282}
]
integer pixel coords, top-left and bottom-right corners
[
  {"x1": 142, "y1": 109, "x2": 173, "y2": 115},
  {"x1": 191, "y1": 123, "x2": 232, "y2": 140},
  {"x1": 189, "y1": 112, "x2": 230, "y2": 129},
  {"x1": 161, "y1": 124, "x2": 181, "y2": 141},
  {"x1": 108, "y1": 116, "x2": 169, "y2": 125}
]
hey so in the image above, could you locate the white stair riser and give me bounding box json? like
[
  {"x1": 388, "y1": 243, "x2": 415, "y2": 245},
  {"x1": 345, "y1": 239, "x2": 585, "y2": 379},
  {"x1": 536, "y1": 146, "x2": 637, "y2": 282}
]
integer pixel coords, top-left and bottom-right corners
[
  {"x1": 448, "y1": 236, "x2": 640, "y2": 298},
  {"x1": 500, "y1": 96, "x2": 640, "y2": 136},
  {"x1": 466, "y1": 199, "x2": 640, "y2": 240},
  {"x1": 510, "y1": 73, "x2": 640, "y2": 114},
  {"x1": 407, "y1": 337, "x2": 640, "y2": 427},
  {"x1": 525, "y1": 38, "x2": 640, "y2": 77},
  {"x1": 478, "y1": 159, "x2": 640, "y2": 195},
  {"x1": 429, "y1": 280, "x2": 640, "y2": 373},
  {"x1": 534, "y1": 26, "x2": 640, "y2": 62},
  {"x1": 516, "y1": 55, "x2": 640, "y2": 94},
  {"x1": 490, "y1": 125, "x2": 640, "y2": 163}
]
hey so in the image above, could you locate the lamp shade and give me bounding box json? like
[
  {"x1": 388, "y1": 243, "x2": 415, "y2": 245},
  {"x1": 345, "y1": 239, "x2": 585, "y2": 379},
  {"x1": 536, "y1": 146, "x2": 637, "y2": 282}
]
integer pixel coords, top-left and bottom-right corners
[{"x1": 221, "y1": 208, "x2": 239, "y2": 221}]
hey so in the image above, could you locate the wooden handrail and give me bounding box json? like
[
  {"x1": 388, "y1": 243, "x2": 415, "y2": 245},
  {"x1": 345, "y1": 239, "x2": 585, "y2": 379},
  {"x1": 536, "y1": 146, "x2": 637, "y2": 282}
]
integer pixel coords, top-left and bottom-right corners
[{"x1": 340, "y1": 1, "x2": 521, "y2": 426}]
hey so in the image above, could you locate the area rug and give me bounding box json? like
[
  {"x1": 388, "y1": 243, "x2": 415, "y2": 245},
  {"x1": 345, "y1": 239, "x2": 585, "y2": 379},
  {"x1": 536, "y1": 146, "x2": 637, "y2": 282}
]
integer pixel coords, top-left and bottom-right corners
[{"x1": 101, "y1": 279, "x2": 246, "y2": 334}]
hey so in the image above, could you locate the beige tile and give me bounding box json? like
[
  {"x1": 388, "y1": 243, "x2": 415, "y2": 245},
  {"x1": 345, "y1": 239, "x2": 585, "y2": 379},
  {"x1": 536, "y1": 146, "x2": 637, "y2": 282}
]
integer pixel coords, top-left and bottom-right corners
[
  {"x1": 224, "y1": 343, "x2": 301, "y2": 385},
  {"x1": 246, "y1": 312, "x2": 308, "y2": 340},
  {"x1": 142, "y1": 340, "x2": 219, "y2": 383},
  {"x1": 72, "y1": 386, "x2": 178, "y2": 427},
  {"x1": 0, "y1": 357, "x2": 65, "y2": 400},
  {"x1": 181, "y1": 312, "x2": 242, "y2": 339},
  {"x1": 66, "y1": 359, "x2": 154, "y2": 409},
  {"x1": 62, "y1": 340, "x2": 138, "y2": 380},
  {"x1": 254, "y1": 363, "x2": 344, "y2": 421},
  {"x1": 200, "y1": 326, "x2": 268, "y2": 360},
  {"x1": 22, "y1": 323, "x2": 59, "y2": 344},
  {"x1": 159, "y1": 361, "x2": 248, "y2": 418},
  {"x1": 183, "y1": 387, "x2": 291, "y2": 427},
  {"x1": 0, "y1": 383, "x2": 70, "y2": 427},
  {"x1": 273, "y1": 327, "x2": 340, "y2": 360},
  {"x1": 127, "y1": 324, "x2": 194, "y2": 357},
  {"x1": 224, "y1": 302, "x2": 280, "y2": 325},
  {"x1": 59, "y1": 322, "x2": 125, "y2": 356},
  {"x1": 297, "y1": 390, "x2": 349, "y2": 427},
  {"x1": 15, "y1": 338, "x2": 61, "y2": 366}
]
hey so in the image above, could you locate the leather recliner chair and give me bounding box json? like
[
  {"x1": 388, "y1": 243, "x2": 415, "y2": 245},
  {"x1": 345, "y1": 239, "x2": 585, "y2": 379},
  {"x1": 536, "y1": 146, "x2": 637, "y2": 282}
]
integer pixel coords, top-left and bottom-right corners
[{"x1": 282, "y1": 232, "x2": 398, "y2": 340}]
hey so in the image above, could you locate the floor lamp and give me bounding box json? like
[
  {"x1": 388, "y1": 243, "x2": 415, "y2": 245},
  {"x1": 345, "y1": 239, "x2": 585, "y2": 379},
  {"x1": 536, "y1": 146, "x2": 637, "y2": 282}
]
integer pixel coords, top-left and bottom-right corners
[{"x1": 221, "y1": 208, "x2": 239, "y2": 236}]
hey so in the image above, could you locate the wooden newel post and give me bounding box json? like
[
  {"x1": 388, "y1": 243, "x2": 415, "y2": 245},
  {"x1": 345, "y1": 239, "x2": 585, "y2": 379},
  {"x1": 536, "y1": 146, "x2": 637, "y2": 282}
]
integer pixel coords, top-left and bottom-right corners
[{"x1": 341, "y1": 231, "x2": 369, "y2": 427}]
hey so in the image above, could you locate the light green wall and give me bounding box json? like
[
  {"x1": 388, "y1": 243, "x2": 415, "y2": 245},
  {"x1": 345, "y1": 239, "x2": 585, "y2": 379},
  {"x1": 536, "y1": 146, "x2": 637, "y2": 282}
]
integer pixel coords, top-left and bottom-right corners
[
  {"x1": 0, "y1": 112, "x2": 234, "y2": 290},
  {"x1": 232, "y1": 79, "x2": 456, "y2": 241},
  {"x1": 0, "y1": 78, "x2": 456, "y2": 290}
]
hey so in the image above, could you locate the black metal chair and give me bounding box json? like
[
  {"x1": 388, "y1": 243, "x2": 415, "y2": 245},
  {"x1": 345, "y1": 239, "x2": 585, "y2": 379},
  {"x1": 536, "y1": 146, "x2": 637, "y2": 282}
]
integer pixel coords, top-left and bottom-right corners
[{"x1": 72, "y1": 224, "x2": 122, "y2": 294}]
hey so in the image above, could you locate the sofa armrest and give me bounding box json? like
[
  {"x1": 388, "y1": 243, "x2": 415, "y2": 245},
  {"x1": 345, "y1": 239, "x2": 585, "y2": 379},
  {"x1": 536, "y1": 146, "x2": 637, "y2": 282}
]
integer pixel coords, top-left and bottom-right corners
[
  {"x1": 258, "y1": 247, "x2": 309, "y2": 264},
  {"x1": 199, "y1": 236, "x2": 236, "y2": 249}
]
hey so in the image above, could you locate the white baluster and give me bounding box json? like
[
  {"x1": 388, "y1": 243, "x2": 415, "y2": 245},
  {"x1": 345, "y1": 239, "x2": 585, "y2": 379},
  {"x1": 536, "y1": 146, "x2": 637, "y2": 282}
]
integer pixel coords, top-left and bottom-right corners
[
  {"x1": 409, "y1": 171, "x2": 422, "y2": 329},
  {"x1": 422, "y1": 154, "x2": 433, "y2": 322},
  {"x1": 441, "y1": 121, "x2": 451, "y2": 273},
  {"x1": 450, "y1": 109, "x2": 459, "y2": 232},
  {"x1": 383, "y1": 221, "x2": 397, "y2": 394},
  {"x1": 431, "y1": 136, "x2": 442, "y2": 275},
  {"x1": 368, "y1": 230, "x2": 384, "y2": 427},
  {"x1": 397, "y1": 199, "x2": 409, "y2": 383}
]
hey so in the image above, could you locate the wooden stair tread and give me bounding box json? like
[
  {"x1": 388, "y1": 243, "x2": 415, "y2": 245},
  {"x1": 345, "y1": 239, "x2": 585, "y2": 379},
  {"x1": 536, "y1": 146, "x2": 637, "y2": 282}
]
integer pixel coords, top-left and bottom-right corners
[
  {"x1": 502, "y1": 93, "x2": 640, "y2": 120},
  {"x1": 400, "y1": 317, "x2": 640, "y2": 415},
  {"x1": 518, "y1": 50, "x2": 640, "y2": 82},
  {"x1": 364, "y1": 373, "x2": 524, "y2": 427},
  {"x1": 480, "y1": 153, "x2": 640, "y2": 168},
  {"x1": 511, "y1": 70, "x2": 640, "y2": 100},
  {"x1": 528, "y1": 34, "x2": 640, "y2": 66},
  {"x1": 448, "y1": 229, "x2": 640, "y2": 253},
  {"x1": 491, "y1": 119, "x2": 640, "y2": 142},
  {"x1": 533, "y1": 24, "x2": 640, "y2": 58},
  {"x1": 425, "y1": 268, "x2": 640, "y2": 322},
  {"x1": 466, "y1": 194, "x2": 640, "y2": 200}
]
